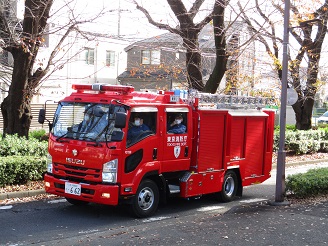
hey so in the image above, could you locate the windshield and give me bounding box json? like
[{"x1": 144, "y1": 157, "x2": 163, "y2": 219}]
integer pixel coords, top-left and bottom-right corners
[{"x1": 52, "y1": 102, "x2": 125, "y2": 142}]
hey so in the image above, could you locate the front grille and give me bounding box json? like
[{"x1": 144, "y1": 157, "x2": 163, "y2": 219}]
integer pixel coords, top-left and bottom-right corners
[{"x1": 53, "y1": 163, "x2": 102, "y2": 184}]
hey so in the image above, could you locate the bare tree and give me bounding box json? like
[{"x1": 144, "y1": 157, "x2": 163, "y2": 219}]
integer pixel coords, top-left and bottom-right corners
[
  {"x1": 133, "y1": 0, "x2": 223, "y2": 91},
  {"x1": 0, "y1": 0, "x2": 107, "y2": 138},
  {"x1": 239, "y1": 0, "x2": 328, "y2": 130},
  {"x1": 0, "y1": 0, "x2": 54, "y2": 138},
  {"x1": 204, "y1": 0, "x2": 231, "y2": 93}
]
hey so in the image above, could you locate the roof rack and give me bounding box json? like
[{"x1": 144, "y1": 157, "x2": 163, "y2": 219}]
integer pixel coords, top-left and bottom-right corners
[{"x1": 188, "y1": 90, "x2": 277, "y2": 109}]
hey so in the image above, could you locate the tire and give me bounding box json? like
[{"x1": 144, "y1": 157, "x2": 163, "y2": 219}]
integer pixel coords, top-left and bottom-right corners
[
  {"x1": 130, "y1": 179, "x2": 159, "y2": 218},
  {"x1": 66, "y1": 197, "x2": 89, "y2": 206},
  {"x1": 217, "y1": 170, "x2": 238, "y2": 202}
]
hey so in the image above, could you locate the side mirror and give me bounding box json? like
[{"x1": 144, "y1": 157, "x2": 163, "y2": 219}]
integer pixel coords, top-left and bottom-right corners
[
  {"x1": 115, "y1": 112, "x2": 127, "y2": 128},
  {"x1": 38, "y1": 109, "x2": 45, "y2": 124},
  {"x1": 111, "y1": 130, "x2": 124, "y2": 142}
]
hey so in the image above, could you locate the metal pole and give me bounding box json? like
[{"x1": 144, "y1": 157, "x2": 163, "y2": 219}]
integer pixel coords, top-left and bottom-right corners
[
  {"x1": 275, "y1": 0, "x2": 290, "y2": 203},
  {"x1": 116, "y1": 0, "x2": 121, "y2": 85}
]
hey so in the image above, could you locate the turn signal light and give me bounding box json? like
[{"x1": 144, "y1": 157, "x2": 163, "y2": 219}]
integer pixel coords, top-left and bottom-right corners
[{"x1": 101, "y1": 193, "x2": 110, "y2": 198}]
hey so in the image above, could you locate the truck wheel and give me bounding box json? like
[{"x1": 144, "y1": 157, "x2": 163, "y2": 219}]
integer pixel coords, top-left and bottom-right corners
[
  {"x1": 217, "y1": 170, "x2": 238, "y2": 202},
  {"x1": 66, "y1": 197, "x2": 89, "y2": 206},
  {"x1": 130, "y1": 179, "x2": 159, "y2": 218}
]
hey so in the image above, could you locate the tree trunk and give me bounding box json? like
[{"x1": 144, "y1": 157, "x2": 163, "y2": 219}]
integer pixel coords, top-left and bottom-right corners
[
  {"x1": 203, "y1": 0, "x2": 227, "y2": 94},
  {"x1": 292, "y1": 99, "x2": 314, "y2": 130},
  {"x1": 292, "y1": 45, "x2": 321, "y2": 130},
  {"x1": 1, "y1": 48, "x2": 34, "y2": 138},
  {"x1": 182, "y1": 32, "x2": 204, "y2": 91},
  {"x1": 0, "y1": 0, "x2": 53, "y2": 138}
]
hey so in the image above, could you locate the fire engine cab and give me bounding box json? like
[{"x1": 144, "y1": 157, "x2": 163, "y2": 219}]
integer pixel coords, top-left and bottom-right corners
[{"x1": 39, "y1": 84, "x2": 275, "y2": 218}]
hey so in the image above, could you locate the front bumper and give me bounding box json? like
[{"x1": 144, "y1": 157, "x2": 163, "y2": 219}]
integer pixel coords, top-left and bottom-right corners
[{"x1": 44, "y1": 174, "x2": 120, "y2": 205}]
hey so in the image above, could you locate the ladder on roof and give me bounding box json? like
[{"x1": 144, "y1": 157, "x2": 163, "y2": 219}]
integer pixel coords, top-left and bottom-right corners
[{"x1": 188, "y1": 91, "x2": 277, "y2": 109}]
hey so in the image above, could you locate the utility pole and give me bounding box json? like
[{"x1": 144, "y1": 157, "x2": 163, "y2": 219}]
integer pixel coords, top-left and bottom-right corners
[
  {"x1": 116, "y1": 0, "x2": 121, "y2": 85},
  {"x1": 273, "y1": 0, "x2": 290, "y2": 205}
]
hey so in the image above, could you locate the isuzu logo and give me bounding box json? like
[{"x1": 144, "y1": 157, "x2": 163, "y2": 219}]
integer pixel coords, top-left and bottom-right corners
[
  {"x1": 66, "y1": 157, "x2": 85, "y2": 165},
  {"x1": 67, "y1": 149, "x2": 85, "y2": 165}
]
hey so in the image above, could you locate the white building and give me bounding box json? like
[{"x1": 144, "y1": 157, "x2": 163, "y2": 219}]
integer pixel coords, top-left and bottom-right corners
[
  {"x1": 0, "y1": 0, "x2": 130, "y2": 104},
  {"x1": 34, "y1": 30, "x2": 129, "y2": 103}
]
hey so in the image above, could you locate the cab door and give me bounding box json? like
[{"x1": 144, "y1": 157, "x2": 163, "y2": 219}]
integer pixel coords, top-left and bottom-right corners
[
  {"x1": 121, "y1": 107, "x2": 160, "y2": 184},
  {"x1": 161, "y1": 107, "x2": 192, "y2": 172}
]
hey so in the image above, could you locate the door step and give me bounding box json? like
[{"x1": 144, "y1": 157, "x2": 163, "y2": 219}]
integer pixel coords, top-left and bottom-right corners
[{"x1": 168, "y1": 184, "x2": 180, "y2": 194}]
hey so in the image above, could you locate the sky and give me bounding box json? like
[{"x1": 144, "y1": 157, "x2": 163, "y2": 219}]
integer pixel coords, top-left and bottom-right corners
[
  {"x1": 62, "y1": 0, "x2": 171, "y2": 41},
  {"x1": 47, "y1": 0, "x2": 217, "y2": 42}
]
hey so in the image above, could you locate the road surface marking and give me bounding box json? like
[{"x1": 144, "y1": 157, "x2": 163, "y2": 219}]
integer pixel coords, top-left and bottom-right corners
[
  {"x1": 197, "y1": 205, "x2": 225, "y2": 212},
  {"x1": 0, "y1": 205, "x2": 13, "y2": 210},
  {"x1": 47, "y1": 198, "x2": 67, "y2": 204},
  {"x1": 79, "y1": 229, "x2": 99, "y2": 234},
  {"x1": 239, "y1": 198, "x2": 267, "y2": 203},
  {"x1": 142, "y1": 216, "x2": 171, "y2": 223}
]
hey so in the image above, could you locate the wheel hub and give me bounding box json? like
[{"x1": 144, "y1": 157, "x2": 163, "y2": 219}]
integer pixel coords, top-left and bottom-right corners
[
  {"x1": 224, "y1": 176, "x2": 235, "y2": 196},
  {"x1": 138, "y1": 188, "x2": 154, "y2": 211}
]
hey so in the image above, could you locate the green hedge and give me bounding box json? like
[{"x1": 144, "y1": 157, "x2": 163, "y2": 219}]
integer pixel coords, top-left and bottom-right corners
[
  {"x1": 0, "y1": 134, "x2": 48, "y2": 157},
  {"x1": 286, "y1": 168, "x2": 328, "y2": 198},
  {"x1": 0, "y1": 133, "x2": 48, "y2": 187},
  {"x1": 274, "y1": 126, "x2": 328, "y2": 154},
  {"x1": 0, "y1": 156, "x2": 47, "y2": 187}
]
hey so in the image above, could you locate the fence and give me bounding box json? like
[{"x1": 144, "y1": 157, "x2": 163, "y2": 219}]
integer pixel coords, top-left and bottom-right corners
[{"x1": 0, "y1": 103, "x2": 58, "y2": 132}]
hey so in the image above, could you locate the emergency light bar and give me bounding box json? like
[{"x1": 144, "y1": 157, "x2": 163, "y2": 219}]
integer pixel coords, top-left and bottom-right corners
[{"x1": 72, "y1": 84, "x2": 134, "y2": 94}]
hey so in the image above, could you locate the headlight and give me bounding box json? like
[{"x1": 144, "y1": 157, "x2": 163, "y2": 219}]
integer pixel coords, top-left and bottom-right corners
[
  {"x1": 47, "y1": 154, "x2": 53, "y2": 173},
  {"x1": 102, "y1": 159, "x2": 118, "y2": 183}
]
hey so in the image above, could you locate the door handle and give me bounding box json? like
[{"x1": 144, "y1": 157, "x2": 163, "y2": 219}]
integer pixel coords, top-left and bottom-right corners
[
  {"x1": 153, "y1": 148, "x2": 158, "y2": 160},
  {"x1": 184, "y1": 146, "x2": 189, "y2": 157}
]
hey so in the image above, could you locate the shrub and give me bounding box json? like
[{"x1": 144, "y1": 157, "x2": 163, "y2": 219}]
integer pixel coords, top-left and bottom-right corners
[
  {"x1": 274, "y1": 124, "x2": 296, "y2": 131},
  {"x1": 0, "y1": 133, "x2": 48, "y2": 186},
  {"x1": 0, "y1": 156, "x2": 46, "y2": 187},
  {"x1": 0, "y1": 134, "x2": 48, "y2": 157},
  {"x1": 286, "y1": 124, "x2": 296, "y2": 131},
  {"x1": 29, "y1": 129, "x2": 48, "y2": 141},
  {"x1": 285, "y1": 168, "x2": 328, "y2": 198},
  {"x1": 274, "y1": 128, "x2": 328, "y2": 154},
  {"x1": 320, "y1": 141, "x2": 328, "y2": 152}
]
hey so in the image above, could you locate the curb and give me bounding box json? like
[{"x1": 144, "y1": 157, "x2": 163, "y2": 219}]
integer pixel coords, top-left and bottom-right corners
[
  {"x1": 1, "y1": 159, "x2": 328, "y2": 201},
  {"x1": 273, "y1": 158, "x2": 328, "y2": 168},
  {"x1": 0, "y1": 189, "x2": 45, "y2": 201}
]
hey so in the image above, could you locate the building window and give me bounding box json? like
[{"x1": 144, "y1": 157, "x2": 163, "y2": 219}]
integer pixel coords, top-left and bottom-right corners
[
  {"x1": 141, "y1": 50, "x2": 160, "y2": 65},
  {"x1": 85, "y1": 48, "x2": 94, "y2": 65},
  {"x1": 0, "y1": 50, "x2": 13, "y2": 67},
  {"x1": 106, "y1": 50, "x2": 115, "y2": 66}
]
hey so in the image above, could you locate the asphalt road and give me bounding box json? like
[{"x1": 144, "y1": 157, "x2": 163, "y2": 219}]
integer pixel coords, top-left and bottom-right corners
[{"x1": 0, "y1": 162, "x2": 327, "y2": 246}]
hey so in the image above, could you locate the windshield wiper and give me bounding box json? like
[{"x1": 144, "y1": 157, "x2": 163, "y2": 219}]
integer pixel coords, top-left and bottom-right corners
[
  {"x1": 78, "y1": 135, "x2": 103, "y2": 147},
  {"x1": 56, "y1": 128, "x2": 76, "y2": 142},
  {"x1": 56, "y1": 132, "x2": 68, "y2": 141}
]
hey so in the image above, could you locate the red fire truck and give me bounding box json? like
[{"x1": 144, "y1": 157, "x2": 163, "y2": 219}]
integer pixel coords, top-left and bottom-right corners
[{"x1": 39, "y1": 84, "x2": 275, "y2": 218}]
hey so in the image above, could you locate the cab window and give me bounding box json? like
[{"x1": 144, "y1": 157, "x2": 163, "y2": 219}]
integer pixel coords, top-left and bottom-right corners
[
  {"x1": 166, "y1": 110, "x2": 187, "y2": 134},
  {"x1": 127, "y1": 107, "x2": 157, "y2": 146}
]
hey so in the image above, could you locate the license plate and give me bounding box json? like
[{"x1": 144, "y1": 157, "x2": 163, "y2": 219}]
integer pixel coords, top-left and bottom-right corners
[{"x1": 65, "y1": 182, "x2": 81, "y2": 196}]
